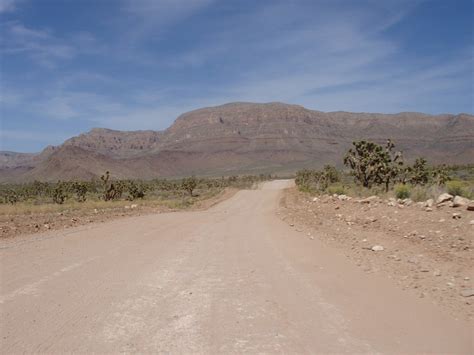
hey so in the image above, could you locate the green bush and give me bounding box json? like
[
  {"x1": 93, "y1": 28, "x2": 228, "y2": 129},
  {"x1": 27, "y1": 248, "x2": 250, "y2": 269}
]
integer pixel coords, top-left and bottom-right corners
[
  {"x1": 327, "y1": 184, "x2": 346, "y2": 195},
  {"x1": 410, "y1": 186, "x2": 428, "y2": 202},
  {"x1": 395, "y1": 184, "x2": 410, "y2": 199},
  {"x1": 446, "y1": 181, "x2": 467, "y2": 197}
]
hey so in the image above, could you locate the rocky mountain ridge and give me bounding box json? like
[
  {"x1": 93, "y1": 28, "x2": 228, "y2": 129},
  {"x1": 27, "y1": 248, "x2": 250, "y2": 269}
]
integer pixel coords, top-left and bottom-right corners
[{"x1": 1, "y1": 102, "x2": 473, "y2": 181}]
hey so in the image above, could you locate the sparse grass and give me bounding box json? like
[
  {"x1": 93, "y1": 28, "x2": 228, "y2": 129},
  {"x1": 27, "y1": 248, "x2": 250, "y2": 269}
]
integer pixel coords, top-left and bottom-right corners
[
  {"x1": 394, "y1": 184, "x2": 410, "y2": 199},
  {"x1": 410, "y1": 186, "x2": 428, "y2": 202},
  {"x1": 0, "y1": 186, "x2": 225, "y2": 217},
  {"x1": 326, "y1": 184, "x2": 346, "y2": 195},
  {"x1": 446, "y1": 180, "x2": 472, "y2": 198}
]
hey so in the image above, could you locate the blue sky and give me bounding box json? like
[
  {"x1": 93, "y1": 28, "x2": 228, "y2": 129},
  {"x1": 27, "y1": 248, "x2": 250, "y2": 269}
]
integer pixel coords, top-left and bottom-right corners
[{"x1": 1, "y1": 0, "x2": 473, "y2": 152}]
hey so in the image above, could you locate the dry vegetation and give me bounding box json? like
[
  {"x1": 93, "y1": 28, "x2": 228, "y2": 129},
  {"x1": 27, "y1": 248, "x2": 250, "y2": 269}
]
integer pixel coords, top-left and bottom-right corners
[
  {"x1": 0, "y1": 174, "x2": 270, "y2": 238},
  {"x1": 281, "y1": 140, "x2": 474, "y2": 320}
]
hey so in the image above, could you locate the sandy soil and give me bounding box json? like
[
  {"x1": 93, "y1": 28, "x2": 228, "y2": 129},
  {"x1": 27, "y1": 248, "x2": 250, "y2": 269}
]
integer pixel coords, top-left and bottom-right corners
[
  {"x1": 279, "y1": 188, "x2": 474, "y2": 321},
  {"x1": 0, "y1": 188, "x2": 237, "y2": 239},
  {"x1": 0, "y1": 181, "x2": 471, "y2": 353}
]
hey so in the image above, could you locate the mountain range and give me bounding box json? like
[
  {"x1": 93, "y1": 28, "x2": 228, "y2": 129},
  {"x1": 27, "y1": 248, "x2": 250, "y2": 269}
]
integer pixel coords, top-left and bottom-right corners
[{"x1": 1, "y1": 102, "x2": 473, "y2": 182}]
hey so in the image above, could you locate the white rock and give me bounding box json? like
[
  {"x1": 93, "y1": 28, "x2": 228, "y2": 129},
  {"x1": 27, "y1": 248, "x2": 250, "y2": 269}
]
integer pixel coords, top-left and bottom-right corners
[
  {"x1": 371, "y1": 245, "x2": 384, "y2": 251},
  {"x1": 460, "y1": 289, "x2": 474, "y2": 297},
  {"x1": 424, "y1": 199, "x2": 434, "y2": 207},
  {"x1": 312, "y1": 197, "x2": 319, "y2": 202},
  {"x1": 131, "y1": 204, "x2": 138, "y2": 209},
  {"x1": 452, "y1": 212, "x2": 461, "y2": 219},
  {"x1": 437, "y1": 193, "x2": 453, "y2": 205},
  {"x1": 337, "y1": 194, "x2": 349, "y2": 201},
  {"x1": 452, "y1": 195, "x2": 470, "y2": 207},
  {"x1": 469, "y1": 220, "x2": 474, "y2": 225}
]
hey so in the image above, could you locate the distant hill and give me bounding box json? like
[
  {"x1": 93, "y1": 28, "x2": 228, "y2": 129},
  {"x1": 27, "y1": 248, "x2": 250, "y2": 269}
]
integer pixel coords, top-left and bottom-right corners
[{"x1": 1, "y1": 102, "x2": 473, "y2": 181}]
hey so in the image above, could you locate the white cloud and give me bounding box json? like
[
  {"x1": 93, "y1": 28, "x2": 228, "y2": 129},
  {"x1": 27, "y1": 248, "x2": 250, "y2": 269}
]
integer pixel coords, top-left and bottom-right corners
[{"x1": 0, "y1": 0, "x2": 18, "y2": 13}]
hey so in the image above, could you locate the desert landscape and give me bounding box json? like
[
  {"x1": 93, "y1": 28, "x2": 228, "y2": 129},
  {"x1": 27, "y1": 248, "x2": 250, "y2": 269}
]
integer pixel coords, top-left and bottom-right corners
[{"x1": 1, "y1": 0, "x2": 473, "y2": 353}]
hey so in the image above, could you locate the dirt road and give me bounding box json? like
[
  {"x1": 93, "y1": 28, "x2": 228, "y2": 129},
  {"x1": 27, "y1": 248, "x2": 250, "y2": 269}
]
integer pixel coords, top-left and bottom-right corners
[{"x1": 0, "y1": 180, "x2": 471, "y2": 353}]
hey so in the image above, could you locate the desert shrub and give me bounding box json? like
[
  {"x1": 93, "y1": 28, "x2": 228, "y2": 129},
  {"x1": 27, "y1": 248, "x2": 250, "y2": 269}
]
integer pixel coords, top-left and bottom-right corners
[
  {"x1": 181, "y1": 176, "x2": 198, "y2": 196},
  {"x1": 295, "y1": 166, "x2": 341, "y2": 193},
  {"x1": 327, "y1": 184, "x2": 346, "y2": 195},
  {"x1": 343, "y1": 139, "x2": 403, "y2": 191},
  {"x1": 127, "y1": 181, "x2": 145, "y2": 200},
  {"x1": 100, "y1": 171, "x2": 123, "y2": 201},
  {"x1": 432, "y1": 165, "x2": 451, "y2": 186},
  {"x1": 4, "y1": 190, "x2": 19, "y2": 204},
  {"x1": 446, "y1": 181, "x2": 468, "y2": 197},
  {"x1": 71, "y1": 182, "x2": 88, "y2": 202},
  {"x1": 52, "y1": 181, "x2": 68, "y2": 204},
  {"x1": 394, "y1": 184, "x2": 410, "y2": 199},
  {"x1": 408, "y1": 157, "x2": 430, "y2": 185},
  {"x1": 410, "y1": 186, "x2": 429, "y2": 202}
]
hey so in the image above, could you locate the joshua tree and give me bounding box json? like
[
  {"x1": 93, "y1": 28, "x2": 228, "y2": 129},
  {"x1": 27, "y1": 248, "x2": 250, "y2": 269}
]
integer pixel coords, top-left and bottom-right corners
[
  {"x1": 344, "y1": 139, "x2": 403, "y2": 191},
  {"x1": 181, "y1": 176, "x2": 197, "y2": 196}
]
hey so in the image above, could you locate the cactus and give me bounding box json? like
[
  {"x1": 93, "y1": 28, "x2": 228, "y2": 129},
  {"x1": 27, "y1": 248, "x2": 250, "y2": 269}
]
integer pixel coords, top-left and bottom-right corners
[
  {"x1": 344, "y1": 139, "x2": 403, "y2": 191},
  {"x1": 71, "y1": 181, "x2": 88, "y2": 202},
  {"x1": 407, "y1": 157, "x2": 429, "y2": 185},
  {"x1": 126, "y1": 181, "x2": 145, "y2": 201},
  {"x1": 432, "y1": 164, "x2": 451, "y2": 186},
  {"x1": 52, "y1": 181, "x2": 68, "y2": 204},
  {"x1": 181, "y1": 176, "x2": 197, "y2": 196},
  {"x1": 100, "y1": 171, "x2": 122, "y2": 201}
]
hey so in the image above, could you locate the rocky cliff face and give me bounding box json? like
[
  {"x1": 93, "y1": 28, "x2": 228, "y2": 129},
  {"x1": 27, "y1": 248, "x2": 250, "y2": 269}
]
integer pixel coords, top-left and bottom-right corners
[{"x1": 1, "y1": 102, "x2": 473, "y2": 181}]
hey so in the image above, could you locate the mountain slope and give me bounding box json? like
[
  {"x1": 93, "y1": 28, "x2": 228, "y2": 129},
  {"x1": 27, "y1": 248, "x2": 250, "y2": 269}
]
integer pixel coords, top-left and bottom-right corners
[{"x1": 1, "y1": 102, "x2": 473, "y2": 181}]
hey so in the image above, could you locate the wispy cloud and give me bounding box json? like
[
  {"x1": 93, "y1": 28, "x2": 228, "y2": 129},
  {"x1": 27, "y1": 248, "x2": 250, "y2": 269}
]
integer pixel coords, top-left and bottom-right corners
[
  {"x1": 0, "y1": 0, "x2": 19, "y2": 13},
  {"x1": 1, "y1": 0, "x2": 472, "y2": 152}
]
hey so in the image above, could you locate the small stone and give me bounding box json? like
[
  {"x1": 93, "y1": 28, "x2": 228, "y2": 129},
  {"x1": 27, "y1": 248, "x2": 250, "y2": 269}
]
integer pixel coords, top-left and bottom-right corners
[
  {"x1": 433, "y1": 270, "x2": 442, "y2": 277},
  {"x1": 424, "y1": 199, "x2": 434, "y2": 207},
  {"x1": 438, "y1": 218, "x2": 445, "y2": 222},
  {"x1": 425, "y1": 207, "x2": 433, "y2": 212},
  {"x1": 452, "y1": 213, "x2": 461, "y2": 220},
  {"x1": 467, "y1": 202, "x2": 474, "y2": 211},
  {"x1": 408, "y1": 257, "x2": 419, "y2": 264},
  {"x1": 460, "y1": 289, "x2": 474, "y2": 297},
  {"x1": 312, "y1": 197, "x2": 319, "y2": 202},
  {"x1": 437, "y1": 193, "x2": 453, "y2": 205},
  {"x1": 469, "y1": 220, "x2": 474, "y2": 225},
  {"x1": 452, "y1": 195, "x2": 470, "y2": 207},
  {"x1": 371, "y1": 245, "x2": 384, "y2": 251},
  {"x1": 131, "y1": 204, "x2": 138, "y2": 209},
  {"x1": 419, "y1": 235, "x2": 426, "y2": 239},
  {"x1": 43, "y1": 224, "x2": 50, "y2": 229}
]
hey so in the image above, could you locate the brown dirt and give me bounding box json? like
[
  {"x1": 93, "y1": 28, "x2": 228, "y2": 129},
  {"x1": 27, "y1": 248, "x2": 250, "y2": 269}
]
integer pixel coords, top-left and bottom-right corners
[
  {"x1": 278, "y1": 187, "x2": 474, "y2": 321},
  {"x1": 0, "y1": 181, "x2": 471, "y2": 353},
  {"x1": 0, "y1": 188, "x2": 238, "y2": 240}
]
